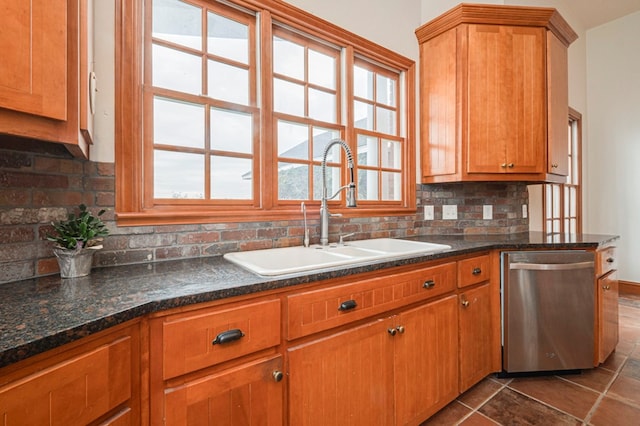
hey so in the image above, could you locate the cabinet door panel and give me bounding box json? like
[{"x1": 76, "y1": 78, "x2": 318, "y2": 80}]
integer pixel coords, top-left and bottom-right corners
[
  {"x1": 467, "y1": 25, "x2": 545, "y2": 174},
  {"x1": 0, "y1": 336, "x2": 131, "y2": 425},
  {"x1": 459, "y1": 283, "x2": 493, "y2": 392},
  {"x1": 288, "y1": 318, "x2": 395, "y2": 426},
  {"x1": 163, "y1": 355, "x2": 283, "y2": 426},
  {"x1": 598, "y1": 271, "x2": 619, "y2": 364},
  {"x1": 0, "y1": 0, "x2": 67, "y2": 120},
  {"x1": 547, "y1": 32, "x2": 569, "y2": 176},
  {"x1": 395, "y1": 295, "x2": 459, "y2": 424},
  {"x1": 420, "y1": 27, "x2": 458, "y2": 178}
]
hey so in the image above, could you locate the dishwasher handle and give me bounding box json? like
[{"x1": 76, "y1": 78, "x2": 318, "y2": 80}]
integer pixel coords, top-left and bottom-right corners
[{"x1": 509, "y1": 261, "x2": 594, "y2": 271}]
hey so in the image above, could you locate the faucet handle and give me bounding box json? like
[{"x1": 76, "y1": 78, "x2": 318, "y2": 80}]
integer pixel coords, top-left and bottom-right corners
[{"x1": 339, "y1": 232, "x2": 356, "y2": 245}]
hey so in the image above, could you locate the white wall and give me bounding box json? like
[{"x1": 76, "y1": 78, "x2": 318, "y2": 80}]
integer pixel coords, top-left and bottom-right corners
[
  {"x1": 286, "y1": 0, "x2": 421, "y2": 60},
  {"x1": 92, "y1": 0, "x2": 116, "y2": 163},
  {"x1": 585, "y1": 11, "x2": 640, "y2": 282}
]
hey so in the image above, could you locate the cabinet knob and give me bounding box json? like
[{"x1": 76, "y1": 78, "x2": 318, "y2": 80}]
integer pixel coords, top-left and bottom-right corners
[
  {"x1": 396, "y1": 325, "x2": 405, "y2": 334},
  {"x1": 606, "y1": 257, "x2": 615, "y2": 263},
  {"x1": 602, "y1": 285, "x2": 611, "y2": 291},
  {"x1": 472, "y1": 267, "x2": 482, "y2": 275},
  {"x1": 461, "y1": 296, "x2": 470, "y2": 308},
  {"x1": 388, "y1": 327, "x2": 398, "y2": 336},
  {"x1": 272, "y1": 370, "x2": 284, "y2": 382},
  {"x1": 212, "y1": 329, "x2": 244, "y2": 345},
  {"x1": 501, "y1": 163, "x2": 507, "y2": 168},
  {"x1": 551, "y1": 163, "x2": 559, "y2": 168},
  {"x1": 508, "y1": 163, "x2": 514, "y2": 168},
  {"x1": 423, "y1": 280, "x2": 436, "y2": 289}
]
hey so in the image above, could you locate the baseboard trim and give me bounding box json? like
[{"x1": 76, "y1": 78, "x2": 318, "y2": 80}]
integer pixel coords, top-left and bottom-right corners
[{"x1": 619, "y1": 280, "x2": 640, "y2": 296}]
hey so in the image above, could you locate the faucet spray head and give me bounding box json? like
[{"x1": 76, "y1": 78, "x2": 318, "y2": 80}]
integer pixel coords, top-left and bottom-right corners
[{"x1": 346, "y1": 183, "x2": 357, "y2": 207}]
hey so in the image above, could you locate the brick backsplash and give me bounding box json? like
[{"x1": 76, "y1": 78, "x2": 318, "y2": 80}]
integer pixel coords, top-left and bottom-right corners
[{"x1": 0, "y1": 144, "x2": 529, "y2": 283}]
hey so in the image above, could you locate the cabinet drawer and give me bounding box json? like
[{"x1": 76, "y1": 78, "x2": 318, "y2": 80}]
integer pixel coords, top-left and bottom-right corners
[
  {"x1": 287, "y1": 262, "x2": 456, "y2": 340},
  {"x1": 457, "y1": 254, "x2": 491, "y2": 288},
  {"x1": 0, "y1": 336, "x2": 131, "y2": 425},
  {"x1": 596, "y1": 246, "x2": 617, "y2": 277},
  {"x1": 162, "y1": 299, "x2": 281, "y2": 379}
]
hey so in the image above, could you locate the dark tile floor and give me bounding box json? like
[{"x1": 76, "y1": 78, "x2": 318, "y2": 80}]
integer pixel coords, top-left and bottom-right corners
[{"x1": 423, "y1": 295, "x2": 640, "y2": 425}]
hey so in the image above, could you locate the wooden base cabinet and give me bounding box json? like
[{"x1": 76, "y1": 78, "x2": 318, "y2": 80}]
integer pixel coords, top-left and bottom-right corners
[
  {"x1": 287, "y1": 295, "x2": 459, "y2": 426},
  {"x1": 394, "y1": 296, "x2": 459, "y2": 424},
  {"x1": 458, "y1": 283, "x2": 493, "y2": 392},
  {"x1": 0, "y1": 322, "x2": 140, "y2": 425},
  {"x1": 596, "y1": 244, "x2": 619, "y2": 364},
  {"x1": 598, "y1": 271, "x2": 619, "y2": 364},
  {"x1": 150, "y1": 298, "x2": 283, "y2": 426},
  {"x1": 288, "y1": 318, "x2": 395, "y2": 426}
]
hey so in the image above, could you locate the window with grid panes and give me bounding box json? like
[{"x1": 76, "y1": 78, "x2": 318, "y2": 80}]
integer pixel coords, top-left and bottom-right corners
[
  {"x1": 149, "y1": 0, "x2": 257, "y2": 203},
  {"x1": 115, "y1": 0, "x2": 416, "y2": 225},
  {"x1": 544, "y1": 109, "x2": 582, "y2": 234},
  {"x1": 272, "y1": 27, "x2": 343, "y2": 202},
  {"x1": 354, "y1": 59, "x2": 403, "y2": 202}
]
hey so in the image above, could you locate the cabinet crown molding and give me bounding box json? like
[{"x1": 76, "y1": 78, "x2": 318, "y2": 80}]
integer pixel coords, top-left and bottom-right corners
[{"x1": 415, "y1": 3, "x2": 578, "y2": 47}]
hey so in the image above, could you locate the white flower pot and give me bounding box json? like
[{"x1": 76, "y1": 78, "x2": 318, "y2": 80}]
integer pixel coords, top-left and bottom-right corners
[{"x1": 53, "y1": 247, "x2": 97, "y2": 278}]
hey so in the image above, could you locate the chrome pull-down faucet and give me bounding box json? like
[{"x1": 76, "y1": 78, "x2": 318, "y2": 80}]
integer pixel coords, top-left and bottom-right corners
[{"x1": 320, "y1": 139, "x2": 357, "y2": 246}]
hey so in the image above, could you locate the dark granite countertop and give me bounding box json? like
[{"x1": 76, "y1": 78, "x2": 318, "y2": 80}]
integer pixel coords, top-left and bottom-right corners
[{"x1": 0, "y1": 232, "x2": 619, "y2": 369}]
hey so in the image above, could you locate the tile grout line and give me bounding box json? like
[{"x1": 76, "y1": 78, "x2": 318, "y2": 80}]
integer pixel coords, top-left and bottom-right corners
[
  {"x1": 583, "y1": 341, "x2": 639, "y2": 424},
  {"x1": 454, "y1": 378, "x2": 511, "y2": 425}
]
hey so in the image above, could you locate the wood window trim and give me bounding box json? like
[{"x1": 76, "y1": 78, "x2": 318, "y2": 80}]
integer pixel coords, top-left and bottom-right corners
[{"x1": 115, "y1": 0, "x2": 416, "y2": 226}]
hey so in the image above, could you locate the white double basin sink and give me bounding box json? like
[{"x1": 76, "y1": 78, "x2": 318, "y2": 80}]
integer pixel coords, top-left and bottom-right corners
[{"x1": 223, "y1": 238, "x2": 452, "y2": 276}]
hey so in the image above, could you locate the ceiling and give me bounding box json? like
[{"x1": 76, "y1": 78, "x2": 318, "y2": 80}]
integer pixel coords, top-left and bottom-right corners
[{"x1": 568, "y1": 0, "x2": 640, "y2": 29}]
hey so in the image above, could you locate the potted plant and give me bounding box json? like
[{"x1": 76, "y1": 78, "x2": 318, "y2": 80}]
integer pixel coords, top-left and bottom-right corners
[{"x1": 47, "y1": 204, "x2": 109, "y2": 278}]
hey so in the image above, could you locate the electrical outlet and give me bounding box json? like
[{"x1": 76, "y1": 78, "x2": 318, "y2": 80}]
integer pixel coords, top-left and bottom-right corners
[
  {"x1": 424, "y1": 205, "x2": 434, "y2": 220},
  {"x1": 442, "y1": 204, "x2": 457, "y2": 220},
  {"x1": 483, "y1": 205, "x2": 493, "y2": 220},
  {"x1": 522, "y1": 204, "x2": 528, "y2": 219}
]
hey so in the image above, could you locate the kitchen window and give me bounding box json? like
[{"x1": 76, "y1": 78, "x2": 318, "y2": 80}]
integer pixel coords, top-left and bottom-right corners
[{"x1": 116, "y1": 0, "x2": 415, "y2": 225}]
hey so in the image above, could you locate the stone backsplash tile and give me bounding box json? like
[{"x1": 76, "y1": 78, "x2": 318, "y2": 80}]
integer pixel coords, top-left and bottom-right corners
[{"x1": 0, "y1": 144, "x2": 529, "y2": 283}]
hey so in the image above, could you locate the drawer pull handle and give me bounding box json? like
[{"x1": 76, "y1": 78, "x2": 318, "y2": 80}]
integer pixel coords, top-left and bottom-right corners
[
  {"x1": 272, "y1": 370, "x2": 284, "y2": 383},
  {"x1": 423, "y1": 280, "x2": 436, "y2": 289},
  {"x1": 606, "y1": 258, "x2": 614, "y2": 263},
  {"x1": 472, "y1": 267, "x2": 482, "y2": 275},
  {"x1": 338, "y1": 300, "x2": 357, "y2": 311},
  {"x1": 212, "y1": 329, "x2": 245, "y2": 345}
]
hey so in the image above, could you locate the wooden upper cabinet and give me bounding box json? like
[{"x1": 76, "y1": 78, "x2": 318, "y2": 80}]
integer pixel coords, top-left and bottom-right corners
[
  {"x1": 0, "y1": 0, "x2": 93, "y2": 158},
  {"x1": 466, "y1": 24, "x2": 545, "y2": 175},
  {"x1": 547, "y1": 33, "x2": 570, "y2": 176},
  {"x1": 0, "y1": 0, "x2": 67, "y2": 120},
  {"x1": 416, "y1": 4, "x2": 577, "y2": 183}
]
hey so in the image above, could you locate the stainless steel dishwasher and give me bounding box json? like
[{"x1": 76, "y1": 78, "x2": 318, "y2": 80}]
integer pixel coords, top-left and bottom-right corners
[{"x1": 502, "y1": 250, "x2": 595, "y2": 374}]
